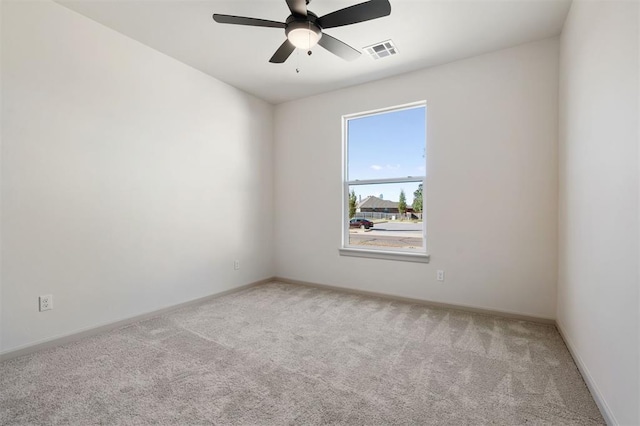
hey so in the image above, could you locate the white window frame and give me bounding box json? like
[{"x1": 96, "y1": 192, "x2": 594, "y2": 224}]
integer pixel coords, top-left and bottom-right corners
[{"x1": 340, "y1": 101, "x2": 430, "y2": 263}]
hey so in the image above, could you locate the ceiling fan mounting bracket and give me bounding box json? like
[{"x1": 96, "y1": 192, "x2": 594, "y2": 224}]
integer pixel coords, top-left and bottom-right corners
[{"x1": 285, "y1": 11, "x2": 320, "y2": 26}]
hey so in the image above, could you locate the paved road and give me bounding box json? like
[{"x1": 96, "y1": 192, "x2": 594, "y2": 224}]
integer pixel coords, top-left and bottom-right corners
[
  {"x1": 349, "y1": 222, "x2": 423, "y2": 249},
  {"x1": 348, "y1": 222, "x2": 423, "y2": 248},
  {"x1": 370, "y1": 222, "x2": 421, "y2": 232}
]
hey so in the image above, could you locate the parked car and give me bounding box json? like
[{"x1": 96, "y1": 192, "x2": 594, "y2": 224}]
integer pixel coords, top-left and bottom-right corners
[{"x1": 349, "y1": 218, "x2": 374, "y2": 229}]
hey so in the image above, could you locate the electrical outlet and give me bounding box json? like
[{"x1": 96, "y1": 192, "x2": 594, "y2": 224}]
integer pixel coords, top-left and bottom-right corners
[
  {"x1": 234, "y1": 260, "x2": 240, "y2": 270},
  {"x1": 437, "y1": 270, "x2": 445, "y2": 282},
  {"x1": 39, "y1": 295, "x2": 53, "y2": 312}
]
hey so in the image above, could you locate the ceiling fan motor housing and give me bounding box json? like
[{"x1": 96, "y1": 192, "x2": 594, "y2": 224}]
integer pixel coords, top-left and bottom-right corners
[{"x1": 285, "y1": 12, "x2": 323, "y2": 49}]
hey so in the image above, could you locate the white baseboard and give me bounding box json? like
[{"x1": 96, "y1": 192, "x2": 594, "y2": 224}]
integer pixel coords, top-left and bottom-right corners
[
  {"x1": 273, "y1": 276, "x2": 556, "y2": 324},
  {"x1": 555, "y1": 320, "x2": 617, "y2": 425},
  {"x1": 0, "y1": 278, "x2": 273, "y2": 362}
]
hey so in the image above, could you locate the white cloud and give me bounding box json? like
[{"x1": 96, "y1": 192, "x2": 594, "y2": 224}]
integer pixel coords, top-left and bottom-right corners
[{"x1": 370, "y1": 164, "x2": 401, "y2": 171}]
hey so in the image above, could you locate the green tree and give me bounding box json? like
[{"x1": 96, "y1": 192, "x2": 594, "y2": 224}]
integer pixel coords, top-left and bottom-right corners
[
  {"x1": 349, "y1": 190, "x2": 357, "y2": 219},
  {"x1": 412, "y1": 184, "x2": 423, "y2": 213},
  {"x1": 398, "y1": 190, "x2": 407, "y2": 219}
]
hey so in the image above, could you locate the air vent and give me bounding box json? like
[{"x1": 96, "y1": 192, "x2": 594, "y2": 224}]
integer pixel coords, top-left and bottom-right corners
[{"x1": 364, "y1": 40, "x2": 398, "y2": 59}]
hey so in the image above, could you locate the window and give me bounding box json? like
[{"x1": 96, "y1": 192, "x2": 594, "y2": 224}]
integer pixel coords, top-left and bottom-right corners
[{"x1": 341, "y1": 102, "x2": 428, "y2": 263}]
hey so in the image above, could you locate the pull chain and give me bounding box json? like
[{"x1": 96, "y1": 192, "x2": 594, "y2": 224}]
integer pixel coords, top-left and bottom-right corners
[{"x1": 307, "y1": 21, "x2": 313, "y2": 56}]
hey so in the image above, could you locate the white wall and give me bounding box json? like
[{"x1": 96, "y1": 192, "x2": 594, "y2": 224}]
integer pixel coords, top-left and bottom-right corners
[
  {"x1": 0, "y1": 0, "x2": 274, "y2": 353},
  {"x1": 0, "y1": 1, "x2": 3, "y2": 354},
  {"x1": 558, "y1": 1, "x2": 640, "y2": 425},
  {"x1": 274, "y1": 38, "x2": 559, "y2": 319}
]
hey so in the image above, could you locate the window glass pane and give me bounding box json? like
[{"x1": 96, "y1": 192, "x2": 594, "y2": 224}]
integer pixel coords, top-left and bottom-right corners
[
  {"x1": 347, "y1": 182, "x2": 424, "y2": 251},
  {"x1": 347, "y1": 106, "x2": 426, "y2": 181}
]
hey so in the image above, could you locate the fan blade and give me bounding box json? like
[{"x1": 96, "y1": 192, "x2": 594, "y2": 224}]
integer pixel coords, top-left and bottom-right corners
[
  {"x1": 286, "y1": 0, "x2": 307, "y2": 16},
  {"x1": 317, "y1": 0, "x2": 391, "y2": 29},
  {"x1": 269, "y1": 40, "x2": 296, "y2": 63},
  {"x1": 318, "y1": 33, "x2": 361, "y2": 61},
  {"x1": 212, "y1": 14, "x2": 285, "y2": 28}
]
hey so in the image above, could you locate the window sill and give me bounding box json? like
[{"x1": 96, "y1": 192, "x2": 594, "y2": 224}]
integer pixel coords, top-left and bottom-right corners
[{"x1": 339, "y1": 247, "x2": 430, "y2": 263}]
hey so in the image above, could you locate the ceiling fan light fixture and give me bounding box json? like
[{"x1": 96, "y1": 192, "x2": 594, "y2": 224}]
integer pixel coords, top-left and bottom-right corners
[{"x1": 286, "y1": 21, "x2": 322, "y2": 49}]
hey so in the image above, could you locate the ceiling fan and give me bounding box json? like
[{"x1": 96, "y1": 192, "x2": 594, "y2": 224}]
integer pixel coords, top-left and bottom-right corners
[{"x1": 212, "y1": 0, "x2": 391, "y2": 64}]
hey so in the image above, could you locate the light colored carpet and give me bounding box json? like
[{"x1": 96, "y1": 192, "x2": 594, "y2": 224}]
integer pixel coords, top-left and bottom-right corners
[{"x1": 1, "y1": 282, "x2": 604, "y2": 425}]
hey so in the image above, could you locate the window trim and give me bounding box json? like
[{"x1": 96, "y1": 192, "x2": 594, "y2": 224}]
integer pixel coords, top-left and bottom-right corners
[
  {"x1": 339, "y1": 247, "x2": 431, "y2": 263},
  {"x1": 340, "y1": 101, "x2": 429, "y2": 262}
]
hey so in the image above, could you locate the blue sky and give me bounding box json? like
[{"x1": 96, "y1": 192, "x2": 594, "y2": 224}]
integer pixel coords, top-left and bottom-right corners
[{"x1": 347, "y1": 106, "x2": 426, "y2": 204}]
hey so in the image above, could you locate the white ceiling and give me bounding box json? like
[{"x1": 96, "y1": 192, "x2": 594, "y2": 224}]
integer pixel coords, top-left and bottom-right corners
[{"x1": 56, "y1": 0, "x2": 571, "y2": 104}]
